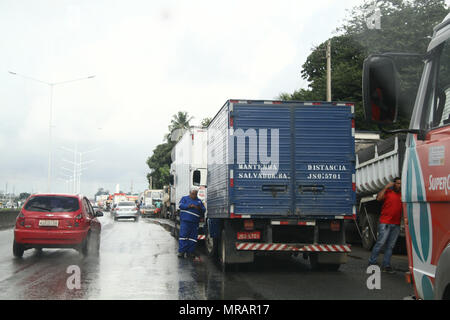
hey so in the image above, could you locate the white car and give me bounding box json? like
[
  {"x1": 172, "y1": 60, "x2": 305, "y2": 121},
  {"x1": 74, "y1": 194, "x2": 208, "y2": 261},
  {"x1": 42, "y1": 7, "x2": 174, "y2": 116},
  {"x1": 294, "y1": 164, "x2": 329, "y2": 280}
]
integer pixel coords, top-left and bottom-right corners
[{"x1": 112, "y1": 201, "x2": 139, "y2": 222}]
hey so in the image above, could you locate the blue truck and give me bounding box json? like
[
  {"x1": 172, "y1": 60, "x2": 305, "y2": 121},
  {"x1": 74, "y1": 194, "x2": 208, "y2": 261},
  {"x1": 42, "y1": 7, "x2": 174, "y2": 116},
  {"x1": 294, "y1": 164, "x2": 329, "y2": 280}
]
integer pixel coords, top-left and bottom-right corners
[{"x1": 205, "y1": 99, "x2": 356, "y2": 271}]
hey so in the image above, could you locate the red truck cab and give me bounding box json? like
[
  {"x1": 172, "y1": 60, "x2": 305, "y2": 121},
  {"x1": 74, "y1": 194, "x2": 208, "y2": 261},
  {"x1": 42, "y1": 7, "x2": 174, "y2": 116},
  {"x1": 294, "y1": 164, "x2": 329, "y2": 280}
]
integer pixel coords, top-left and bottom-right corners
[{"x1": 363, "y1": 13, "x2": 450, "y2": 299}]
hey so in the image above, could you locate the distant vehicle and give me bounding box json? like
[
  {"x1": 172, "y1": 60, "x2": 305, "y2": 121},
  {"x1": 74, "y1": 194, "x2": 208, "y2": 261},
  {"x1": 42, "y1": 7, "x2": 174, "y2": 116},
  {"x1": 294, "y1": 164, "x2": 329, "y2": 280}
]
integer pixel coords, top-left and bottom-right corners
[
  {"x1": 112, "y1": 201, "x2": 139, "y2": 222},
  {"x1": 140, "y1": 189, "x2": 163, "y2": 210},
  {"x1": 13, "y1": 194, "x2": 103, "y2": 257},
  {"x1": 169, "y1": 126, "x2": 208, "y2": 239},
  {"x1": 140, "y1": 204, "x2": 156, "y2": 217},
  {"x1": 92, "y1": 204, "x2": 102, "y2": 214}
]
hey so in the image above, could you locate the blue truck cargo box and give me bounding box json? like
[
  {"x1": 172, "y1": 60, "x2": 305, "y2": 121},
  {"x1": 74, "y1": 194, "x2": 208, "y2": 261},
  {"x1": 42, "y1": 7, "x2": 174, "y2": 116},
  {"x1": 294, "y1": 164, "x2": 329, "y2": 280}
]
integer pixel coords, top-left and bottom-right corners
[{"x1": 207, "y1": 99, "x2": 356, "y2": 219}]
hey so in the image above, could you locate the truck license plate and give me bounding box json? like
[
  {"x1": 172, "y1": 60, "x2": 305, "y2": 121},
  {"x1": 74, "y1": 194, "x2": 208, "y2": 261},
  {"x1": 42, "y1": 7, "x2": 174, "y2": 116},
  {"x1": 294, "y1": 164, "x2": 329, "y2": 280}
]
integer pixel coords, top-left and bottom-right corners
[{"x1": 237, "y1": 231, "x2": 260, "y2": 240}]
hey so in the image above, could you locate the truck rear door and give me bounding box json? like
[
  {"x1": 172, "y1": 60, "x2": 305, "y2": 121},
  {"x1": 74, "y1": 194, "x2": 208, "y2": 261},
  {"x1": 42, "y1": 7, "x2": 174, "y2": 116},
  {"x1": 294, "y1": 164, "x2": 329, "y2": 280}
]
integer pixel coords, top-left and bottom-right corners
[
  {"x1": 232, "y1": 101, "x2": 355, "y2": 218},
  {"x1": 295, "y1": 104, "x2": 355, "y2": 217},
  {"x1": 232, "y1": 102, "x2": 293, "y2": 216}
]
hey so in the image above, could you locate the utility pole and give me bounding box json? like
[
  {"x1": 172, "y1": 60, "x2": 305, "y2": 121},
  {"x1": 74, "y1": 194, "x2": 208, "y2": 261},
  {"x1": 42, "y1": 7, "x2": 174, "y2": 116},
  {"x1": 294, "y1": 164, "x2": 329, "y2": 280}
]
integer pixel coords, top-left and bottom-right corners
[{"x1": 326, "y1": 40, "x2": 332, "y2": 102}]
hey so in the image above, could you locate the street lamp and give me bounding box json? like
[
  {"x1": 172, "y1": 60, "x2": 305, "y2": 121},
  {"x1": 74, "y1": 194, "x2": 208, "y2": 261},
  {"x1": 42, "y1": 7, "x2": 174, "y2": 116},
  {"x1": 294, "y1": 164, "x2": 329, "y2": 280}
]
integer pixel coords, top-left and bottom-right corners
[
  {"x1": 8, "y1": 71, "x2": 96, "y2": 193},
  {"x1": 61, "y1": 146, "x2": 100, "y2": 194}
]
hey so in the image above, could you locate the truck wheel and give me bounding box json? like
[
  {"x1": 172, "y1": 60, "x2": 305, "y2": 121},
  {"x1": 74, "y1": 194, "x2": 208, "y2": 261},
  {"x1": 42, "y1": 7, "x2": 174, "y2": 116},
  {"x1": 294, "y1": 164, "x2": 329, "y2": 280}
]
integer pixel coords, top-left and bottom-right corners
[
  {"x1": 309, "y1": 253, "x2": 341, "y2": 271},
  {"x1": 361, "y1": 214, "x2": 378, "y2": 250},
  {"x1": 219, "y1": 229, "x2": 233, "y2": 272},
  {"x1": 13, "y1": 240, "x2": 24, "y2": 258},
  {"x1": 205, "y1": 231, "x2": 218, "y2": 258}
]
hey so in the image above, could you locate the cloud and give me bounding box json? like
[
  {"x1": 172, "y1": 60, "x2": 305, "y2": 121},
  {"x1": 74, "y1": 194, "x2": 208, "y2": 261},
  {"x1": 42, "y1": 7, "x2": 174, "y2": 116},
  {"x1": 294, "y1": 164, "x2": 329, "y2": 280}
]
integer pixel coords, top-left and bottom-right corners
[{"x1": 1, "y1": 0, "x2": 365, "y2": 196}]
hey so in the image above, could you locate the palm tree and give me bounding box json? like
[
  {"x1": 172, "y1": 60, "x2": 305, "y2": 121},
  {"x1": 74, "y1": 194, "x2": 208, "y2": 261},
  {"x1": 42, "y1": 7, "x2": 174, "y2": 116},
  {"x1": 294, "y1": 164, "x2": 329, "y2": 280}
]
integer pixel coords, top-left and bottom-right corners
[{"x1": 166, "y1": 111, "x2": 193, "y2": 142}]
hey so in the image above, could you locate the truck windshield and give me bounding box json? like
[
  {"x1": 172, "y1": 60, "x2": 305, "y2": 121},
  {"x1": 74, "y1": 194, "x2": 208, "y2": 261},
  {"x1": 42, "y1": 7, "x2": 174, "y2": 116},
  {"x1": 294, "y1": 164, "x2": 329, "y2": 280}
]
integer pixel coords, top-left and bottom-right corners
[{"x1": 423, "y1": 39, "x2": 450, "y2": 129}]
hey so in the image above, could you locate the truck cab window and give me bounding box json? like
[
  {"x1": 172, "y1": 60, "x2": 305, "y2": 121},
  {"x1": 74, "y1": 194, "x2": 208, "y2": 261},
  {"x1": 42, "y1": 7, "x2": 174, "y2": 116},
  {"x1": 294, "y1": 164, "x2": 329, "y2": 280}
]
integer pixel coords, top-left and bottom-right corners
[{"x1": 424, "y1": 40, "x2": 450, "y2": 129}]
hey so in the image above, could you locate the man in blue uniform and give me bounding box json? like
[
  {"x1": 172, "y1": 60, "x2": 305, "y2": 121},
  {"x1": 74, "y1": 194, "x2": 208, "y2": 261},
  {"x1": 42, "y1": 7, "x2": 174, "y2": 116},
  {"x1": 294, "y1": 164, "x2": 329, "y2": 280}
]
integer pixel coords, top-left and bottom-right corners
[{"x1": 178, "y1": 188, "x2": 206, "y2": 258}]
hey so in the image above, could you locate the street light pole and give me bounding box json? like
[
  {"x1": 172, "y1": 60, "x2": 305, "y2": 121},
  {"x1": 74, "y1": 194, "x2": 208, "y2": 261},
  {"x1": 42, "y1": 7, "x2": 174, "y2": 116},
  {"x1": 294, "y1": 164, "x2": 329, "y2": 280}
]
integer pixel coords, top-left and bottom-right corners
[
  {"x1": 8, "y1": 71, "x2": 95, "y2": 193},
  {"x1": 48, "y1": 84, "x2": 54, "y2": 193}
]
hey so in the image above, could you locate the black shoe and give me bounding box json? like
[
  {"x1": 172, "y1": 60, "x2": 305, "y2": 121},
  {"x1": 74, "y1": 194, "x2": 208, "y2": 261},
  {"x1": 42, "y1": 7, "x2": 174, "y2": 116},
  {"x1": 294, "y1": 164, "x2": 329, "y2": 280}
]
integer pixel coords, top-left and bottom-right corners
[
  {"x1": 186, "y1": 253, "x2": 198, "y2": 259},
  {"x1": 177, "y1": 252, "x2": 186, "y2": 258},
  {"x1": 381, "y1": 266, "x2": 395, "y2": 274}
]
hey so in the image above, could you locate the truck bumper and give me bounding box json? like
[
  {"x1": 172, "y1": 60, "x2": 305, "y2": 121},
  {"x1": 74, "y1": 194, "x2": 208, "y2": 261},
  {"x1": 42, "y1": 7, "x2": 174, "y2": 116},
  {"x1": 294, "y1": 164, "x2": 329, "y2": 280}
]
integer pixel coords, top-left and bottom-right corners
[{"x1": 235, "y1": 242, "x2": 351, "y2": 252}]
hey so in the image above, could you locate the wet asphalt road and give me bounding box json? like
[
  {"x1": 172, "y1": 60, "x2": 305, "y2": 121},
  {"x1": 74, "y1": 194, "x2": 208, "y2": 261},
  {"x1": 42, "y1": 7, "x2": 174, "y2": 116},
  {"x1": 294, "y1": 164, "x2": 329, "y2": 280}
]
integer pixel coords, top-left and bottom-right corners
[{"x1": 0, "y1": 212, "x2": 414, "y2": 300}]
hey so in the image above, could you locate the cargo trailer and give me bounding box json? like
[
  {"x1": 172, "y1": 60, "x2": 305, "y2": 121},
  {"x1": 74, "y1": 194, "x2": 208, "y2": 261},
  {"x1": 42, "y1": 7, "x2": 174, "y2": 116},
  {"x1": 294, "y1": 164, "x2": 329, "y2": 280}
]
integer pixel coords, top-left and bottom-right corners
[{"x1": 205, "y1": 99, "x2": 356, "y2": 270}]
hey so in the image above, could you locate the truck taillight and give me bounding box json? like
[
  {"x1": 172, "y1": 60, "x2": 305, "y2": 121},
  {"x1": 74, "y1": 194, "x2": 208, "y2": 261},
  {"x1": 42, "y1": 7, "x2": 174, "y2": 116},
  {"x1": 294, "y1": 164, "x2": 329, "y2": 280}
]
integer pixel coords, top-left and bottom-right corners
[
  {"x1": 330, "y1": 220, "x2": 340, "y2": 232},
  {"x1": 243, "y1": 219, "x2": 254, "y2": 231}
]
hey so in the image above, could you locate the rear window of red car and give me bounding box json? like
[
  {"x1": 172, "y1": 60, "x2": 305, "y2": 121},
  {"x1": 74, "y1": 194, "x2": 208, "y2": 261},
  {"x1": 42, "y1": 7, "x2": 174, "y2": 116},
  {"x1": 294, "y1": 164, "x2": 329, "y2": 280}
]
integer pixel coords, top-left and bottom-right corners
[{"x1": 24, "y1": 196, "x2": 80, "y2": 212}]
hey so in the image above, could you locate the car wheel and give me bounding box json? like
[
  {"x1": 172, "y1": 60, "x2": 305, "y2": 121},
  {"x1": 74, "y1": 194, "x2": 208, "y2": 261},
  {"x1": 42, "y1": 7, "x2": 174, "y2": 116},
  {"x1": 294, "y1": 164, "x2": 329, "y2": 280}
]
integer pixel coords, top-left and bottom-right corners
[
  {"x1": 13, "y1": 240, "x2": 24, "y2": 258},
  {"x1": 81, "y1": 233, "x2": 90, "y2": 256},
  {"x1": 92, "y1": 233, "x2": 101, "y2": 256}
]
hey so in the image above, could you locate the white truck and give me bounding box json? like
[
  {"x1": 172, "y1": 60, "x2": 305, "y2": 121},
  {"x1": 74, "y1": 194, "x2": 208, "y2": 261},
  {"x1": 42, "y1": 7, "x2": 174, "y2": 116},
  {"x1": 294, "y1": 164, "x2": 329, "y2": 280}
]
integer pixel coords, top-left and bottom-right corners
[
  {"x1": 349, "y1": 133, "x2": 407, "y2": 251},
  {"x1": 169, "y1": 126, "x2": 208, "y2": 238}
]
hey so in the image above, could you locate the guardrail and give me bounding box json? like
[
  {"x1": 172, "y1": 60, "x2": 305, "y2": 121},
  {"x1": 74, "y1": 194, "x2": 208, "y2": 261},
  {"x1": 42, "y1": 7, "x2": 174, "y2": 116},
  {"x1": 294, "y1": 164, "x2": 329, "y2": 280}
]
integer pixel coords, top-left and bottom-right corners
[{"x1": 0, "y1": 209, "x2": 19, "y2": 229}]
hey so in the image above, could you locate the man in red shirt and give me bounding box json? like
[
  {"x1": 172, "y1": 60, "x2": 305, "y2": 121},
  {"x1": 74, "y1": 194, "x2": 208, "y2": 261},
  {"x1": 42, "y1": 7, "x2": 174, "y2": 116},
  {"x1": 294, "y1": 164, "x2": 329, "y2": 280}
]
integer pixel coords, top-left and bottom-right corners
[{"x1": 368, "y1": 177, "x2": 402, "y2": 273}]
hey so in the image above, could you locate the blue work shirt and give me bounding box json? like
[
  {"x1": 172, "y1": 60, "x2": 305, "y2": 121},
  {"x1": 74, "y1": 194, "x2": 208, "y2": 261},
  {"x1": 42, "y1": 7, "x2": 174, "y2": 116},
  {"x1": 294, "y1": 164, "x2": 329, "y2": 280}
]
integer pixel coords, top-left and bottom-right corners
[{"x1": 179, "y1": 195, "x2": 206, "y2": 223}]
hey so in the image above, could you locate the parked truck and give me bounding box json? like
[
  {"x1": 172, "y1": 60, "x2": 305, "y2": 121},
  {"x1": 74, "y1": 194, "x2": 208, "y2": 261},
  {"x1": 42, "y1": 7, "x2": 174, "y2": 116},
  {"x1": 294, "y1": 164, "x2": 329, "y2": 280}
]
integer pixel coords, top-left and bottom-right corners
[
  {"x1": 140, "y1": 189, "x2": 164, "y2": 217},
  {"x1": 205, "y1": 99, "x2": 356, "y2": 271},
  {"x1": 352, "y1": 133, "x2": 407, "y2": 250},
  {"x1": 362, "y1": 13, "x2": 450, "y2": 299},
  {"x1": 169, "y1": 126, "x2": 208, "y2": 240}
]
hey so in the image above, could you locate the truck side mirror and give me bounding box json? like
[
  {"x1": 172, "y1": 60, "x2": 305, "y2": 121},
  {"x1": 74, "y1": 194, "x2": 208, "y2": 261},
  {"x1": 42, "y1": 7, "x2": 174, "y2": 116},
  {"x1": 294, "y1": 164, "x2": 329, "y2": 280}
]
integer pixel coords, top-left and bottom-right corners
[
  {"x1": 169, "y1": 174, "x2": 174, "y2": 186},
  {"x1": 363, "y1": 55, "x2": 399, "y2": 124},
  {"x1": 193, "y1": 170, "x2": 201, "y2": 186}
]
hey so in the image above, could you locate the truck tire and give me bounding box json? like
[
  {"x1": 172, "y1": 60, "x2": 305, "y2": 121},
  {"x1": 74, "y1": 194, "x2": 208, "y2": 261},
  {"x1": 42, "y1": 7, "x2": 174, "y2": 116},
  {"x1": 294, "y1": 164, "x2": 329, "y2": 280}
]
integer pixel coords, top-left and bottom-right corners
[
  {"x1": 361, "y1": 213, "x2": 378, "y2": 251},
  {"x1": 309, "y1": 253, "x2": 341, "y2": 271},
  {"x1": 205, "y1": 230, "x2": 219, "y2": 258},
  {"x1": 218, "y1": 229, "x2": 231, "y2": 272}
]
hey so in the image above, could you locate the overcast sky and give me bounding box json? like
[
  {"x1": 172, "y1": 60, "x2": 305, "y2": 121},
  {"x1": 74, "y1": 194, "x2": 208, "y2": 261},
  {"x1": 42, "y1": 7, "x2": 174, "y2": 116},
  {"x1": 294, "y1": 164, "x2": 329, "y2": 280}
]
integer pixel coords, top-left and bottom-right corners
[{"x1": 1, "y1": 0, "x2": 378, "y2": 197}]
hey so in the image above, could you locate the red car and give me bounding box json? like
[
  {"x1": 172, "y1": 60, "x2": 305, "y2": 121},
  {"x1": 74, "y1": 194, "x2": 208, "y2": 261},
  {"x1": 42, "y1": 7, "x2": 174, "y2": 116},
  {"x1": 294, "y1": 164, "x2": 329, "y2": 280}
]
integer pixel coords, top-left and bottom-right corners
[{"x1": 13, "y1": 194, "x2": 102, "y2": 258}]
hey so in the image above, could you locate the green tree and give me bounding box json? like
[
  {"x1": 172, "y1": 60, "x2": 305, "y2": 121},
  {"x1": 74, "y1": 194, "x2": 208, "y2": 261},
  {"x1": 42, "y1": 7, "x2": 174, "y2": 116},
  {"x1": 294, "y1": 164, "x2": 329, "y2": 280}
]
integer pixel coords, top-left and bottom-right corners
[
  {"x1": 146, "y1": 141, "x2": 174, "y2": 189},
  {"x1": 200, "y1": 117, "x2": 212, "y2": 127},
  {"x1": 147, "y1": 111, "x2": 194, "y2": 189},
  {"x1": 280, "y1": 0, "x2": 448, "y2": 132},
  {"x1": 95, "y1": 188, "x2": 109, "y2": 197},
  {"x1": 166, "y1": 111, "x2": 193, "y2": 142}
]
